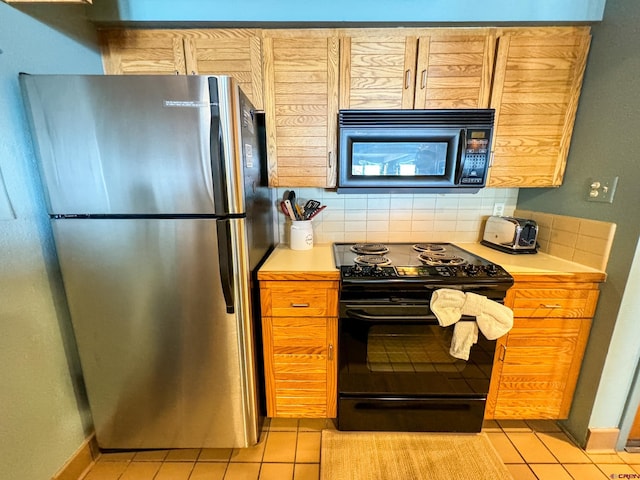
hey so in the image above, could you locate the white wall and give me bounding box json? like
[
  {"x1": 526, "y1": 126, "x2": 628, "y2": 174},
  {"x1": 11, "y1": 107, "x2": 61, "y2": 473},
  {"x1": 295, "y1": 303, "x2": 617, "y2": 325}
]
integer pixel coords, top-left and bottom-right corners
[
  {"x1": 0, "y1": 4, "x2": 102, "y2": 479},
  {"x1": 589, "y1": 238, "x2": 640, "y2": 431}
]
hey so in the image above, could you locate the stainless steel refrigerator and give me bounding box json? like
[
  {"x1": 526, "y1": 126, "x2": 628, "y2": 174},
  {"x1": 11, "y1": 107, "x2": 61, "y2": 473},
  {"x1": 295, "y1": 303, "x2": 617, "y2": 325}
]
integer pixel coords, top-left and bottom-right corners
[{"x1": 20, "y1": 74, "x2": 275, "y2": 449}]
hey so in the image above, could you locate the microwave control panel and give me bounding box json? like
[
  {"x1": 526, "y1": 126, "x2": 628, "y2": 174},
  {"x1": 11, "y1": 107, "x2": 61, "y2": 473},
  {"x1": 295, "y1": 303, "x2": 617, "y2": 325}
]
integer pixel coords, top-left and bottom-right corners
[{"x1": 459, "y1": 128, "x2": 491, "y2": 185}]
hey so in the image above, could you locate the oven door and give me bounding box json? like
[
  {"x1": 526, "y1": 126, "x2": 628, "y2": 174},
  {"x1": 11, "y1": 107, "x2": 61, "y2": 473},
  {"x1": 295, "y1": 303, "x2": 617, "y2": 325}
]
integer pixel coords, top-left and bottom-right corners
[{"x1": 337, "y1": 297, "x2": 496, "y2": 432}]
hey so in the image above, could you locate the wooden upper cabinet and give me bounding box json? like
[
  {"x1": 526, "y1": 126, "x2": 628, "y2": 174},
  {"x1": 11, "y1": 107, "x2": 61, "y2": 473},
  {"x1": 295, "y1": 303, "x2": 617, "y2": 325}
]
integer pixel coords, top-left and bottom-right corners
[
  {"x1": 340, "y1": 28, "x2": 496, "y2": 110},
  {"x1": 488, "y1": 27, "x2": 591, "y2": 187},
  {"x1": 340, "y1": 31, "x2": 417, "y2": 109},
  {"x1": 414, "y1": 30, "x2": 496, "y2": 109},
  {"x1": 182, "y1": 29, "x2": 264, "y2": 110},
  {"x1": 262, "y1": 29, "x2": 339, "y2": 188},
  {"x1": 99, "y1": 30, "x2": 187, "y2": 75}
]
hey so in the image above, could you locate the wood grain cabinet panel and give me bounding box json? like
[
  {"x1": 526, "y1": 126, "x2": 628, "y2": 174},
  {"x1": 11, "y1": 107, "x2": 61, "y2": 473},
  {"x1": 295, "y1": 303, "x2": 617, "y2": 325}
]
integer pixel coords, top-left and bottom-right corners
[
  {"x1": 339, "y1": 28, "x2": 495, "y2": 110},
  {"x1": 413, "y1": 30, "x2": 495, "y2": 109},
  {"x1": 262, "y1": 30, "x2": 339, "y2": 188},
  {"x1": 182, "y1": 29, "x2": 263, "y2": 110},
  {"x1": 260, "y1": 280, "x2": 338, "y2": 418},
  {"x1": 99, "y1": 30, "x2": 187, "y2": 75},
  {"x1": 486, "y1": 279, "x2": 599, "y2": 420},
  {"x1": 340, "y1": 31, "x2": 418, "y2": 109},
  {"x1": 100, "y1": 29, "x2": 264, "y2": 109},
  {"x1": 488, "y1": 26, "x2": 591, "y2": 187}
]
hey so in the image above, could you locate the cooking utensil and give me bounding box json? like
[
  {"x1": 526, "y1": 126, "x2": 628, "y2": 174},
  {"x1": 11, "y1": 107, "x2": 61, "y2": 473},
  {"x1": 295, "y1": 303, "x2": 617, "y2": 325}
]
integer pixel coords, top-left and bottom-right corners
[
  {"x1": 283, "y1": 199, "x2": 298, "y2": 220},
  {"x1": 306, "y1": 205, "x2": 326, "y2": 220},
  {"x1": 280, "y1": 201, "x2": 290, "y2": 217},
  {"x1": 304, "y1": 199, "x2": 320, "y2": 211}
]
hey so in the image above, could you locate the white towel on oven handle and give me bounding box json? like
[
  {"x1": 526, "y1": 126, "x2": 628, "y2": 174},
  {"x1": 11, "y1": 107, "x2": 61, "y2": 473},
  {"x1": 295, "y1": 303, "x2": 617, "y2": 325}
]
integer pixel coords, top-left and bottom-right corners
[
  {"x1": 463, "y1": 292, "x2": 514, "y2": 340},
  {"x1": 430, "y1": 288, "x2": 466, "y2": 326},
  {"x1": 450, "y1": 321, "x2": 479, "y2": 361},
  {"x1": 430, "y1": 288, "x2": 514, "y2": 360}
]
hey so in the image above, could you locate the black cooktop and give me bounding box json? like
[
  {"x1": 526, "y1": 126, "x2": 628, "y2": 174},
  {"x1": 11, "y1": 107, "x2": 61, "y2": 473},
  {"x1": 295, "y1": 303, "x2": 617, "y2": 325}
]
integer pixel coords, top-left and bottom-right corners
[{"x1": 333, "y1": 242, "x2": 513, "y2": 285}]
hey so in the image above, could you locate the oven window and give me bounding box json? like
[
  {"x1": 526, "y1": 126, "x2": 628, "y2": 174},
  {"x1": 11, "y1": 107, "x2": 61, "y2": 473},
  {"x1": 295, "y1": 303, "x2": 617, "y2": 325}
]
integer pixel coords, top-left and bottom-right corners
[
  {"x1": 366, "y1": 325, "x2": 465, "y2": 373},
  {"x1": 351, "y1": 142, "x2": 448, "y2": 177}
]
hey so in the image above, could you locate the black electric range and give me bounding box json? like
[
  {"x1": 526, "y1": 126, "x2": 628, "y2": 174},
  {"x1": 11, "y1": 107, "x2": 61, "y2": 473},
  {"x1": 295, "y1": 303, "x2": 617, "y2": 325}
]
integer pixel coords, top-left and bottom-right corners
[{"x1": 333, "y1": 242, "x2": 513, "y2": 290}]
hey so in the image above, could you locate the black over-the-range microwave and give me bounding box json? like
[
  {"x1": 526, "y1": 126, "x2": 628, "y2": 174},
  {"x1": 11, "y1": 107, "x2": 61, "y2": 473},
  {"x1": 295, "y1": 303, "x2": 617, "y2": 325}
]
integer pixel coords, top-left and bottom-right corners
[{"x1": 336, "y1": 109, "x2": 495, "y2": 194}]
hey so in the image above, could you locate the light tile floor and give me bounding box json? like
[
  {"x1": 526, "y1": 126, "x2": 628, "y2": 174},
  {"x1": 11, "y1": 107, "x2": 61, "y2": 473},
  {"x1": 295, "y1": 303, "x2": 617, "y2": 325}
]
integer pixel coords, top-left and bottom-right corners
[{"x1": 81, "y1": 418, "x2": 640, "y2": 480}]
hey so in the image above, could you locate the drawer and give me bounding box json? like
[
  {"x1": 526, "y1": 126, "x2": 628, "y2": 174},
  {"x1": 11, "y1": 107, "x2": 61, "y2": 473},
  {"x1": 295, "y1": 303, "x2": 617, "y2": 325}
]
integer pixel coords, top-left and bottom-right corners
[
  {"x1": 507, "y1": 288, "x2": 599, "y2": 318},
  {"x1": 260, "y1": 281, "x2": 338, "y2": 317}
]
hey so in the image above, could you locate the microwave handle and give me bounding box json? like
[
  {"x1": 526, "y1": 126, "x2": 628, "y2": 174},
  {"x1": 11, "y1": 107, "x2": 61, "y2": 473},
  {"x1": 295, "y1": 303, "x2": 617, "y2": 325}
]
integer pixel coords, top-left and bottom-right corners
[{"x1": 455, "y1": 128, "x2": 467, "y2": 182}]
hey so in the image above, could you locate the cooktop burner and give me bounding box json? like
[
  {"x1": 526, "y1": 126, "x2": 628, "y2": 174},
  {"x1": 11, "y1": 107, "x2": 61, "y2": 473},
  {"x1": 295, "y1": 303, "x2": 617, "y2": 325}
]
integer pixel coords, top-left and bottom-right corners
[
  {"x1": 333, "y1": 242, "x2": 514, "y2": 286},
  {"x1": 418, "y1": 252, "x2": 465, "y2": 266},
  {"x1": 351, "y1": 243, "x2": 389, "y2": 255},
  {"x1": 355, "y1": 255, "x2": 392, "y2": 266},
  {"x1": 413, "y1": 243, "x2": 446, "y2": 253}
]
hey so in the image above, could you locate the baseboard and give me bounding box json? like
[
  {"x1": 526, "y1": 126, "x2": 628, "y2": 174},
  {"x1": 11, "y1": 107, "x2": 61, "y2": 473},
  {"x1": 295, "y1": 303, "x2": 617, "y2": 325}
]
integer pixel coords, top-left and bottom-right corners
[
  {"x1": 584, "y1": 427, "x2": 620, "y2": 452},
  {"x1": 51, "y1": 433, "x2": 98, "y2": 480}
]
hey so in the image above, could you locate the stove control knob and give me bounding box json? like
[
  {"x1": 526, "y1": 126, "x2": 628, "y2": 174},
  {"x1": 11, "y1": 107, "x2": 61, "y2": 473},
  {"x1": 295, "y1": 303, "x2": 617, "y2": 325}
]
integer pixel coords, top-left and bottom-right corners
[
  {"x1": 465, "y1": 264, "x2": 480, "y2": 276},
  {"x1": 353, "y1": 264, "x2": 363, "y2": 274},
  {"x1": 485, "y1": 263, "x2": 499, "y2": 276}
]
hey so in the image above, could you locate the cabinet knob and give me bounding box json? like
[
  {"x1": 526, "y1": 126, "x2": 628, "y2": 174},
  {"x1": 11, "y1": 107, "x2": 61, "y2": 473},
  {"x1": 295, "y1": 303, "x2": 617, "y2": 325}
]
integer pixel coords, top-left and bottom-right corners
[{"x1": 328, "y1": 343, "x2": 334, "y2": 361}]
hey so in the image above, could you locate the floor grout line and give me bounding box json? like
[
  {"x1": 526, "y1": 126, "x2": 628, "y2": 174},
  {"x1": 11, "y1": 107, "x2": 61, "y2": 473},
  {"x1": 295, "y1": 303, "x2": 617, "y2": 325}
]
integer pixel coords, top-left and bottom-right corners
[{"x1": 80, "y1": 419, "x2": 640, "y2": 480}]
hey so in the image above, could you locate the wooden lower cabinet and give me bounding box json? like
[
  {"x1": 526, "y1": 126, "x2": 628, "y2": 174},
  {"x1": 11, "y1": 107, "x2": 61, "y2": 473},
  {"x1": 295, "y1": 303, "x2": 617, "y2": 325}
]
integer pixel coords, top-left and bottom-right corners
[
  {"x1": 485, "y1": 276, "x2": 602, "y2": 420},
  {"x1": 259, "y1": 279, "x2": 338, "y2": 418}
]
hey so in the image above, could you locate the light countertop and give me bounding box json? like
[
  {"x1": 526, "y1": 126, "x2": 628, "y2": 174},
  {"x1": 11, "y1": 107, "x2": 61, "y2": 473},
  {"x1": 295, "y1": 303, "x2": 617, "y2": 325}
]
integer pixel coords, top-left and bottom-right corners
[
  {"x1": 257, "y1": 244, "x2": 339, "y2": 280},
  {"x1": 258, "y1": 242, "x2": 606, "y2": 282},
  {"x1": 457, "y1": 243, "x2": 605, "y2": 278}
]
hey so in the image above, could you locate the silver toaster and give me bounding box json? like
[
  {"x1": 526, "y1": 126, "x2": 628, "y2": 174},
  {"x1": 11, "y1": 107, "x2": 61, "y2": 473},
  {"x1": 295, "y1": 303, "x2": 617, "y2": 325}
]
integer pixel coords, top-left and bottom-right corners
[{"x1": 481, "y1": 216, "x2": 539, "y2": 254}]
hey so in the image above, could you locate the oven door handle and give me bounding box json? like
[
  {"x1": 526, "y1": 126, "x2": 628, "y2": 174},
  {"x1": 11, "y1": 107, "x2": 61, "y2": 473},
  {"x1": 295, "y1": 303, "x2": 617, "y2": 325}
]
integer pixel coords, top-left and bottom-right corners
[
  {"x1": 345, "y1": 309, "x2": 436, "y2": 323},
  {"x1": 344, "y1": 309, "x2": 477, "y2": 324}
]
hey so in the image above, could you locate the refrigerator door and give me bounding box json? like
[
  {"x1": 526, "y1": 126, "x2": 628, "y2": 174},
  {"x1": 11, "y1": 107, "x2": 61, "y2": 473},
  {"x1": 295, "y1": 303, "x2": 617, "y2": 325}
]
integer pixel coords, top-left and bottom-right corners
[
  {"x1": 20, "y1": 74, "x2": 248, "y2": 216},
  {"x1": 51, "y1": 217, "x2": 260, "y2": 449}
]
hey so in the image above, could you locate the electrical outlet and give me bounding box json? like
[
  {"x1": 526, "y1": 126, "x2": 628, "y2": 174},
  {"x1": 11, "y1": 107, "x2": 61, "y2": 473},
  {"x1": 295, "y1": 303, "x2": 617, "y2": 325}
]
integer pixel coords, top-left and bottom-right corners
[
  {"x1": 587, "y1": 176, "x2": 618, "y2": 203},
  {"x1": 493, "y1": 202, "x2": 505, "y2": 216}
]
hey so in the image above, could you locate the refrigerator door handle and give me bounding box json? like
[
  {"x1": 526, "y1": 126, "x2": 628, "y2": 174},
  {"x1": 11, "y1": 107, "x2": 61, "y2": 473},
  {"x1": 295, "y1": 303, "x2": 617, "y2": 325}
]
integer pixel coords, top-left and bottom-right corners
[
  {"x1": 209, "y1": 78, "x2": 229, "y2": 215},
  {"x1": 216, "y1": 220, "x2": 235, "y2": 314}
]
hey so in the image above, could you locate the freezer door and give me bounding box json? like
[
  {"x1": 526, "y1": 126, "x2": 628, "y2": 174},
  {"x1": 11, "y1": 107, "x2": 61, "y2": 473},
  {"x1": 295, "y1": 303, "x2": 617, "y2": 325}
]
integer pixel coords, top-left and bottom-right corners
[
  {"x1": 20, "y1": 74, "x2": 248, "y2": 216},
  {"x1": 51, "y1": 217, "x2": 260, "y2": 448}
]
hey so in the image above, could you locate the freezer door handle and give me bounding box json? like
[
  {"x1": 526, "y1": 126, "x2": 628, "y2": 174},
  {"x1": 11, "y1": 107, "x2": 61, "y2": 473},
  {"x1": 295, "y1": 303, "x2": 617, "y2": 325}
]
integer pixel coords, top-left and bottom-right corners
[
  {"x1": 216, "y1": 220, "x2": 235, "y2": 314},
  {"x1": 209, "y1": 78, "x2": 229, "y2": 215}
]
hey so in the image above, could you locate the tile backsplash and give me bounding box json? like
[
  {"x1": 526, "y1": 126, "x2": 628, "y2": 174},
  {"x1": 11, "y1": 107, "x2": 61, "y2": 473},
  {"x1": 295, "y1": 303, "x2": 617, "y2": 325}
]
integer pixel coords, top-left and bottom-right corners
[
  {"x1": 515, "y1": 209, "x2": 616, "y2": 271},
  {"x1": 275, "y1": 187, "x2": 519, "y2": 245}
]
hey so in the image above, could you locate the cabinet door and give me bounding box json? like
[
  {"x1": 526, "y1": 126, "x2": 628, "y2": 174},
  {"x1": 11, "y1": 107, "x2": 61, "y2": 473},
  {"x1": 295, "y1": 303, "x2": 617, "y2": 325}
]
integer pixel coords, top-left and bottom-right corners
[
  {"x1": 262, "y1": 30, "x2": 339, "y2": 188},
  {"x1": 486, "y1": 281, "x2": 598, "y2": 420},
  {"x1": 491, "y1": 318, "x2": 591, "y2": 419},
  {"x1": 340, "y1": 30, "x2": 418, "y2": 109},
  {"x1": 99, "y1": 30, "x2": 187, "y2": 75},
  {"x1": 262, "y1": 316, "x2": 337, "y2": 418},
  {"x1": 489, "y1": 27, "x2": 591, "y2": 187},
  {"x1": 340, "y1": 28, "x2": 495, "y2": 110},
  {"x1": 183, "y1": 29, "x2": 264, "y2": 110},
  {"x1": 414, "y1": 30, "x2": 496, "y2": 109},
  {"x1": 260, "y1": 280, "x2": 338, "y2": 418}
]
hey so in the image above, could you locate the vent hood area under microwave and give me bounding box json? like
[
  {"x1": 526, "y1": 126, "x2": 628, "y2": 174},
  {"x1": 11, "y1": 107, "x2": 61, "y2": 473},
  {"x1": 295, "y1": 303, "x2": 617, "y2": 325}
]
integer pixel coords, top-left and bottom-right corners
[{"x1": 336, "y1": 109, "x2": 495, "y2": 194}]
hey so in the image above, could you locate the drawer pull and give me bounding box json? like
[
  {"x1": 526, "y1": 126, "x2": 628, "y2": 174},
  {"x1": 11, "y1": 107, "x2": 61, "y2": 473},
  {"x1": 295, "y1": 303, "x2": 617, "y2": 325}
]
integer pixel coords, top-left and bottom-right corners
[
  {"x1": 290, "y1": 303, "x2": 310, "y2": 308},
  {"x1": 541, "y1": 304, "x2": 562, "y2": 309},
  {"x1": 499, "y1": 344, "x2": 507, "y2": 362},
  {"x1": 405, "y1": 69, "x2": 411, "y2": 89}
]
